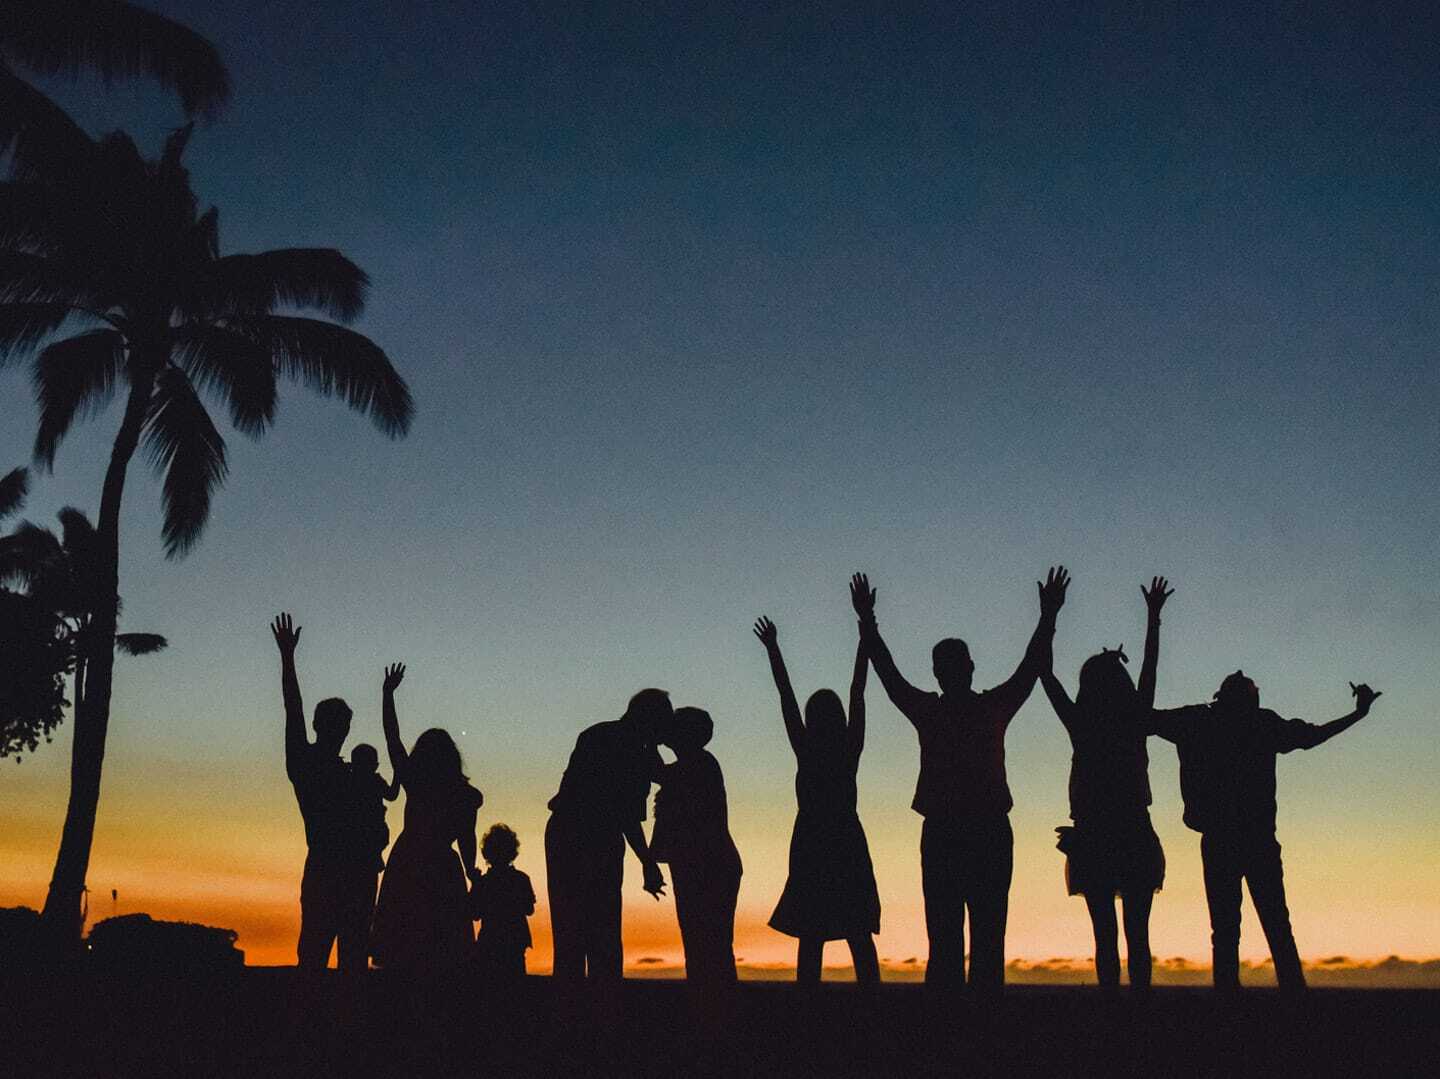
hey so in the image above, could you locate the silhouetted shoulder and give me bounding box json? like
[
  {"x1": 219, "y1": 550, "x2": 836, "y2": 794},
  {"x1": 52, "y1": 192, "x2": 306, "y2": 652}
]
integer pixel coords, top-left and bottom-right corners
[
  {"x1": 1147, "y1": 703, "x2": 1208, "y2": 742},
  {"x1": 1258, "y1": 709, "x2": 1326, "y2": 753}
]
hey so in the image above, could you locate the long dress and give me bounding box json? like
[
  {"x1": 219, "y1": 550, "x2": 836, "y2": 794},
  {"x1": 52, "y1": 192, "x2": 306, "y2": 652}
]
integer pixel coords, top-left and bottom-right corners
[
  {"x1": 768, "y1": 742, "x2": 880, "y2": 940},
  {"x1": 370, "y1": 779, "x2": 482, "y2": 968}
]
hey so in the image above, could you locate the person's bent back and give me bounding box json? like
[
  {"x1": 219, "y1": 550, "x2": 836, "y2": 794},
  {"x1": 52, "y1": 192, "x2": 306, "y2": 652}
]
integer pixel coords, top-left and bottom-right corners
[{"x1": 545, "y1": 689, "x2": 670, "y2": 990}]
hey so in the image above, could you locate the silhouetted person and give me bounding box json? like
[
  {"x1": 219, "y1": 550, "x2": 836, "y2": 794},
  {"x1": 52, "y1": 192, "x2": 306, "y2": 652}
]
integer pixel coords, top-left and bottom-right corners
[
  {"x1": 472, "y1": 823, "x2": 535, "y2": 981},
  {"x1": 857, "y1": 567, "x2": 1069, "y2": 993},
  {"x1": 350, "y1": 742, "x2": 400, "y2": 871},
  {"x1": 651, "y1": 706, "x2": 743, "y2": 1023},
  {"x1": 272, "y1": 612, "x2": 377, "y2": 972},
  {"x1": 1041, "y1": 577, "x2": 1172, "y2": 991},
  {"x1": 754, "y1": 583, "x2": 881, "y2": 989},
  {"x1": 369, "y1": 663, "x2": 483, "y2": 969},
  {"x1": 1150, "y1": 673, "x2": 1382, "y2": 992},
  {"x1": 545, "y1": 689, "x2": 670, "y2": 997}
]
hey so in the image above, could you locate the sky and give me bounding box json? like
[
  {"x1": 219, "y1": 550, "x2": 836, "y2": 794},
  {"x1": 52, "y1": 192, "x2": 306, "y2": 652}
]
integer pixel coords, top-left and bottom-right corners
[{"x1": 2, "y1": 1, "x2": 1438, "y2": 977}]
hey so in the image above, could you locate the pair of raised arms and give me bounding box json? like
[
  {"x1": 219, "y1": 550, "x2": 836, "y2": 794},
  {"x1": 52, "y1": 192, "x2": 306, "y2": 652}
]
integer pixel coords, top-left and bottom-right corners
[
  {"x1": 751, "y1": 568, "x2": 1073, "y2": 647},
  {"x1": 270, "y1": 612, "x2": 408, "y2": 692}
]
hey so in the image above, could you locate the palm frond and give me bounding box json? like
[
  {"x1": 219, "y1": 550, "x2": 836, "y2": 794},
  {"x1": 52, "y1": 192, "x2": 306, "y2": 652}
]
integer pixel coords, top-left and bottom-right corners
[
  {"x1": 191, "y1": 206, "x2": 218, "y2": 262},
  {"x1": 0, "y1": 250, "x2": 90, "y2": 305},
  {"x1": 172, "y1": 324, "x2": 276, "y2": 436},
  {"x1": 235, "y1": 315, "x2": 413, "y2": 438},
  {"x1": 55, "y1": 504, "x2": 102, "y2": 604},
  {"x1": 114, "y1": 632, "x2": 166, "y2": 656},
  {"x1": 186, "y1": 249, "x2": 369, "y2": 322},
  {"x1": 32, "y1": 328, "x2": 125, "y2": 467},
  {"x1": 142, "y1": 365, "x2": 227, "y2": 558},
  {"x1": 160, "y1": 122, "x2": 193, "y2": 171},
  {"x1": 0, "y1": 182, "x2": 76, "y2": 252},
  {"x1": 55, "y1": 505, "x2": 96, "y2": 559},
  {"x1": 0, "y1": 519, "x2": 63, "y2": 590},
  {"x1": 0, "y1": 301, "x2": 74, "y2": 364},
  {"x1": 0, "y1": 1, "x2": 231, "y2": 119},
  {"x1": 0, "y1": 65, "x2": 94, "y2": 181},
  {"x1": 0, "y1": 467, "x2": 27, "y2": 519}
]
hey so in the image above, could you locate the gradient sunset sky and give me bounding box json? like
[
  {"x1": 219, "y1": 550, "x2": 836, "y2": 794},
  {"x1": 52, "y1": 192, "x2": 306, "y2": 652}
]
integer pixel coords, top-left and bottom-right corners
[{"x1": 2, "y1": 2, "x2": 1437, "y2": 973}]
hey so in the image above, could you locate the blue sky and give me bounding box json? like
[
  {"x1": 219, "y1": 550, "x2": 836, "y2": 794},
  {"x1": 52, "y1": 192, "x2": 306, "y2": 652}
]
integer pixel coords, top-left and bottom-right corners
[{"x1": 2, "y1": 1, "x2": 1436, "y2": 965}]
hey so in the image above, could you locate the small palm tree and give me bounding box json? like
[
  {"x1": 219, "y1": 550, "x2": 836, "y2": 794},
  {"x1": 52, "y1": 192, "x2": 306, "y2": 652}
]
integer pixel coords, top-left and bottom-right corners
[
  {"x1": 1, "y1": 470, "x2": 167, "y2": 760},
  {"x1": 0, "y1": 119, "x2": 412, "y2": 946},
  {"x1": 0, "y1": 0, "x2": 230, "y2": 180}
]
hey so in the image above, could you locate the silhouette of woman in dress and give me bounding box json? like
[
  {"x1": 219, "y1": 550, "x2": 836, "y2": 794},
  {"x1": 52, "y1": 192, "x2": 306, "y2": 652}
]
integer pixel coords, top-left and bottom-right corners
[
  {"x1": 370, "y1": 663, "x2": 483, "y2": 969},
  {"x1": 754, "y1": 576, "x2": 881, "y2": 987},
  {"x1": 1041, "y1": 577, "x2": 1172, "y2": 990}
]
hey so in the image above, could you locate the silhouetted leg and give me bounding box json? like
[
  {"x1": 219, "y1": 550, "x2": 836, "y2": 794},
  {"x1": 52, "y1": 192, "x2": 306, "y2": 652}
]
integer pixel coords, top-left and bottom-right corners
[
  {"x1": 1121, "y1": 889, "x2": 1154, "y2": 990},
  {"x1": 921, "y1": 819, "x2": 965, "y2": 991},
  {"x1": 848, "y1": 936, "x2": 880, "y2": 987},
  {"x1": 584, "y1": 844, "x2": 625, "y2": 987},
  {"x1": 673, "y1": 864, "x2": 699, "y2": 979},
  {"x1": 1200, "y1": 834, "x2": 1242, "y2": 991},
  {"x1": 966, "y1": 816, "x2": 1013, "y2": 995},
  {"x1": 544, "y1": 816, "x2": 586, "y2": 986},
  {"x1": 797, "y1": 937, "x2": 823, "y2": 985},
  {"x1": 297, "y1": 861, "x2": 339, "y2": 970},
  {"x1": 678, "y1": 861, "x2": 739, "y2": 1029},
  {"x1": 1083, "y1": 891, "x2": 1121, "y2": 989},
  {"x1": 712, "y1": 862, "x2": 741, "y2": 986},
  {"x1": 336, "y1": 868, "x2": 377, "y2": 974},
  {"x1": 1245, "y1": 836, "x2": 1305, "y2": 992},
  {"x1": 723, "y1": 872, "x2": 741, "y2": 981}
]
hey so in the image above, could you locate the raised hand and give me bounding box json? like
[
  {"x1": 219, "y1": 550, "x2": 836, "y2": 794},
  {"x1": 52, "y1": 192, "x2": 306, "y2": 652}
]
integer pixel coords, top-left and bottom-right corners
[
  {"x1": 383, "y1": 662, "x2": 406, "y2": 694},
  {"x1": 1349, "y1": 682, "x2": 1382, "y2": 715},
  {"x1": 850, "y1": 573, "x2": 877, "y2": 619},
  {"x1": 753, "y1": 616, "x2": 778, "y2": 648},
  {"x1": 270, "y1": 612, "x2": 301, "y2": 656},
  {"x1": 643, "y1": 860, "x2": 667, "y2": 901},
  {"x1": 1142, "y1": 575, "x2": 1174, "y2": 616},
  {"x1": 1038, "y1": 565, "x2": 1070, "y2": 617}
]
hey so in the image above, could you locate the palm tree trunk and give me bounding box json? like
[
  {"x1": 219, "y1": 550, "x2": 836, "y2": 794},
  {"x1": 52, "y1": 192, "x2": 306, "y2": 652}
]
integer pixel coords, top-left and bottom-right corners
[{"x1": 40, "y1": 374, "x2": 152, "y2": 949}]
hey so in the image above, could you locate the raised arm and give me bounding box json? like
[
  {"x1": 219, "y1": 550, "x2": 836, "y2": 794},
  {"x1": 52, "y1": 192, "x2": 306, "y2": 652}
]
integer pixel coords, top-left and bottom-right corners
[
  {"x1": 845, "y1": 574, "x2": 877, "y2": 758},
  {"x1": 381, "y1": 662, "x2": 408, "y2": 782},
  {"x1": 1040, "y1": 665, "x2": 1078, "y2": 734},
  {"x1": 987, "y1": 566, "x2": 1070, "y2": 719},
  {"x1": 754, "y1": 616, "x2": 804, "y2": 756},
  {"x1": 1137, "y1": 576, "x2": 1173, "y2": 711},
  {"x1": 1284, "y1": 683, "x2": 1383, "y2": 751},
  {"x1": 271, "y1": 613, "x2": 308, "y2": 783},
  {"x1": 852, "y1": 573, "x2": 934, "y2": 724}
]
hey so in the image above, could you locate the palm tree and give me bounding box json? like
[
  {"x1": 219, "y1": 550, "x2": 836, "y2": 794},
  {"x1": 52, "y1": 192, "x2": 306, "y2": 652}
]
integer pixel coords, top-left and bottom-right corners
[
  {"x1": 0, "y1": 120, "x2": 413, "y2": 947},
  {"x1": 1, "y1": 470, "x2": 167, "y2": 761},
  {"x1": 0, "y1": 1, "x2": 230, "y2": 180}
]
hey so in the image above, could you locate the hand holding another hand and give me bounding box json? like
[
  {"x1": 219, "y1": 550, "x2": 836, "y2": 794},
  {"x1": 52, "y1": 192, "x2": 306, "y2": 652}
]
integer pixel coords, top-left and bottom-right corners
[{"x1": 642, "y1": 860, "x2": 667, "y2": 901}]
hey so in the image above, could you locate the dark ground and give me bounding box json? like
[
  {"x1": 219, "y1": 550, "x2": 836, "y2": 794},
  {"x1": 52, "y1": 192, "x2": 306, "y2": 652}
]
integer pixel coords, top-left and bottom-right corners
[{"x1": 3, "y1": 971, "x2": 1436, "y2": 1077}]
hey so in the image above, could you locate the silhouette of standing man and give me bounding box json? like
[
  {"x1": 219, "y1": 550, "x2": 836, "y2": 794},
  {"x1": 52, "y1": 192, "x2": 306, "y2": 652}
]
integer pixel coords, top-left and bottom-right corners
[
  {"x1": 271, "y1": 612, "x2": 375, "y2": 972},
  {"x1": 857, "y1": 568, "x2": 1069, "y2": 993},
  {"x1": 1150, "y1": 673, "x2": 1382, "y2": 992},
  {"x1": 545, "y1": 689, "x2": 670, "y2": 997}
]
